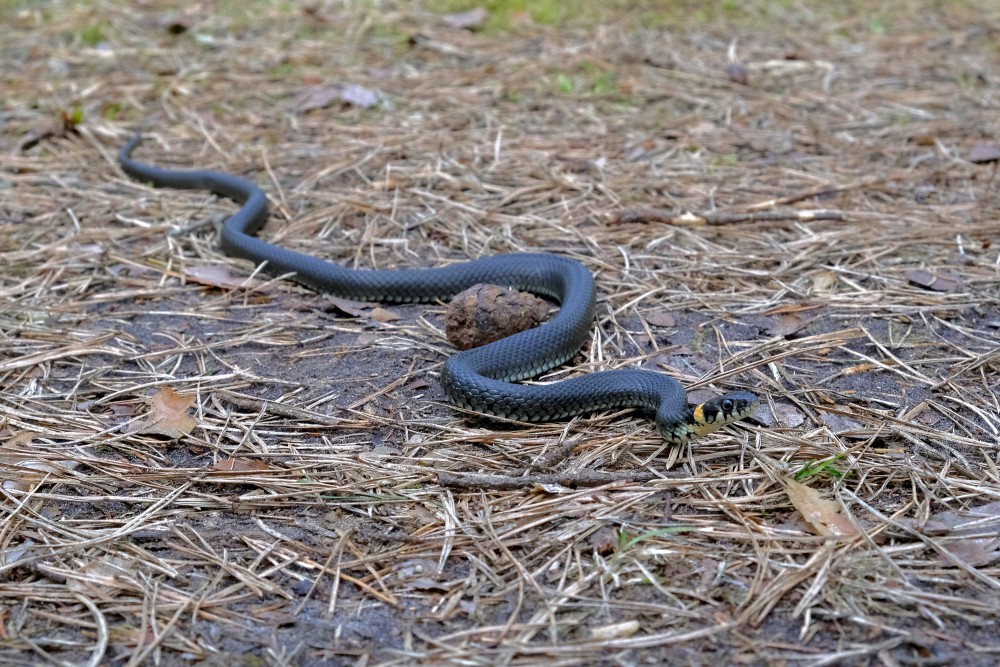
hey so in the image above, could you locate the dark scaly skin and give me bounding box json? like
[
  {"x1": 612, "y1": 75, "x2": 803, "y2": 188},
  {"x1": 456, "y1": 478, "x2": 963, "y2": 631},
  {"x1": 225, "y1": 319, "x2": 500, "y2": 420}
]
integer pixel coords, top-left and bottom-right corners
[{"x1": 119, "y1": 131, "x2": 758, "y2": 442}]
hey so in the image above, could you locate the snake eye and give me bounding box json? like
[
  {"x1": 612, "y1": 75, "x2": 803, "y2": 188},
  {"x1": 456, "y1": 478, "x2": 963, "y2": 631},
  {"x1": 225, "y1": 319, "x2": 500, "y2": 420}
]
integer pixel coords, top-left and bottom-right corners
[{"x1": 721, "y1": 398, "x2": 734, "y2": 413}]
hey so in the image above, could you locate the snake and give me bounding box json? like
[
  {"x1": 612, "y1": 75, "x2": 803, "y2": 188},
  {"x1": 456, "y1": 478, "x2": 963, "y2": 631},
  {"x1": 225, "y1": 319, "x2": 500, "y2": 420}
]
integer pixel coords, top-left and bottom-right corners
[{"x1": 119, "y1": 131, "x2": 758, "y2": 443}]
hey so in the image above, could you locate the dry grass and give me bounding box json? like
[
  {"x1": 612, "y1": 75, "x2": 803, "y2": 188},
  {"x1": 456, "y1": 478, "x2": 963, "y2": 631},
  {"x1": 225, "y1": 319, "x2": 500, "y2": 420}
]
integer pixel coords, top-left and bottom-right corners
[{"x1": 2, "y1": 1, "x2": 1000, "y2": 664}]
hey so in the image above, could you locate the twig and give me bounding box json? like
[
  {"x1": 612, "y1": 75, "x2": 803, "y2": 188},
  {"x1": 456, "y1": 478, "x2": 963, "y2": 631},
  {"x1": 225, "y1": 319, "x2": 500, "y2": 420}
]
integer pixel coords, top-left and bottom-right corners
[
  {"x1": 610, "y1": 206, "x2": 846, "y2": 226},
  {"x1": 437, "y1": 469, "x2": 670, "y2": 489},
  {"x1": 215, "y1": 390, "x2": 343, "y2": 426}
]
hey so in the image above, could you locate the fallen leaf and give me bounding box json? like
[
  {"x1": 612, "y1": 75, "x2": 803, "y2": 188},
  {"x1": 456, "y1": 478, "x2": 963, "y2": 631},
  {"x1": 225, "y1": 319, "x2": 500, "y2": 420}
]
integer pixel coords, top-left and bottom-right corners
[
  {"x1": 126, "y1": 387, "x2": 198, "y2": 438},
  {"x1": 0, "y1": 431, "x2": 80, "y2": 492},
  {"x1": 325, "y1": 295, "x2": 370, "y2": 317},
  {"x1": 404, "y1": 378, "x2": 430, "y2": 391},
  {"x1": 184, "y1": 264, "x2": 262, "y2": 290},
  {"x1": 968, "y1": 142, "x2": 1000, "y2": 164},
  {"x1": 2, "y1": 431, "x2": 36, "y2": 449},
  {"x1": 785, "y1": 478, "x2": 857, "y2": 537},
  {"x1": 324, "y1": 296, "x2": 401, "y2": 323},
  {"x1": 369, "y1": 306, "x2": 402, "y2": 322},
  {"x1": 624, "y1": 138, "x2": 670, "y2": 162},
  {"x1": 818, "y1": 412, "x2": 864, "y2": 436},
  {"x1": 293, "y1": 86, "x2": 341, "y2": 112},
  {"x1": 109, "y1": 403, "x2": 135, "y2": 417},
  {"x1": 67, "y1": 556, "x2": 133, "y2": 594},
  {"x1": 589, "y1": 527, "x2": 617, "y2": 555},
  {"x1": 294, "y1": 83, "x2": 383, "y2": 112},
  {"x1": 939, "y1": 539, "x2": 1000, "y2": 567},
  {"x1": 761, "y1": 303, "x2": 823, "y2": 317},
  {"x1": 441, "y1": 7, "x2": 488, "y2": 30},
  {"x1": 644, "y1": 310, "x2": 676, "y2": 328},
  {"x1": 725, "y1": 63, "x2": 750, "y2": 85},
  {"x1": 895, "y1": 501, "x2": 1000, "y2": 567},
  {"x1": 809, "y1": 271, "x2": 839, "y2": 293},
  {"x1": 688, "y1": 120, "x2": 718, "y2": 136},
  {"x1": 767, "y1": 313, "x2": 808, "y2": 337},
  {"x1": 213, "y1": 458, "x2": 274, "y2": 473},
  {"x1": 752, "y1": 402, "x2": 805, "y2": 429},
  {"x1": 591, "y1": 620, "x2": 640, "y2": 640},
  {"x1": 905, "y1": 268, "x2": 963, "y2": 292},
  {"x1": 339, "y1": 83, "x2": 381, "y2": 108}
]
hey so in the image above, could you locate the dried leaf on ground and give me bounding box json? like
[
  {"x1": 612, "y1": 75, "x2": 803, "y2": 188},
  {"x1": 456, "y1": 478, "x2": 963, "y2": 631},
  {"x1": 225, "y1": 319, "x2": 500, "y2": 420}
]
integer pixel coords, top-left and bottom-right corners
[
  {"x1": 644, "y1": 310, "x2": 676, "y2": 327},
  {"x1": 784, "y1": 478, "x2": 858, "y2": 537},
  {"x1": 325, "y1": 295, "x2": 402, "y2": 322},
  {"x1": 897, "y1": 502, "x2": 1000, "y2": 567},
  {"x1": 591, "y1": 620, "x2": 640, "y2": 640},
  {"x1": 766, "y1": 314, "x2": 808, "y2": 337},
  {"x1": 369, "y1": 306, "x2": 402, "y2": 323},
  {"x1": 293, "y1": 83, "x2": 382, "y2": 111},
  {"x1": 184, "y1": 264, "x2": 262, "y2": 290},
  {"x1": 905, "y1": 268, "x2": 963, "y2": 292},
  {"x1": 753, "y1": 402, "x2": 806, "y2": 429},
  {"x1": 968, "y1": 142, "x2": 1000, "y2": 164},
  {"x1": 441, "y1": 7, "x2": 488, "y2": 30},
  {"x1": 0, "y1": 431, "x2": 80, "y2": 492},
  {"x1": 126, "y1": 387, "x2": 198, "y2": 438}
]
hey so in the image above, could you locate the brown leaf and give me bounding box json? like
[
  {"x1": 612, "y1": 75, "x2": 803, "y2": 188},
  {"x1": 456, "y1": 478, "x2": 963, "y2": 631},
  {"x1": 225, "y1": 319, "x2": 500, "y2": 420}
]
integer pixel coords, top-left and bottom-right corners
[
  {"x1": 324, "y1": 295, "x2": 370, "y2": 317},
  {"x1": 767, "y1": 314, "x2": 808, "y2": 337},
  {"x1": 441, "y1": 7, "x2": 488, "y2": 30},
  {"x1": 294, "y1": 83, "x2": 382, "y2": 112},
  {"x1": 369, "y1": 306, "x2": 402, "y2": 322},
  {"x1": 1, "y1": 431, "x2": 79, "y2": 492},
  {"x1": 785, "y1": 478, "x2": 857, "y2": 537},
  {"x1": 591, "y1": 620, "x2": 640, "y2": 641},
  {"x1": 19, "y1": 128, "x2": 57, "y2": 152},
  {"x1": 895, "y1": 502, "x2": 1000, "y2": 567},
  {"x1": 324, "y1": 296, "x2": 400, "y2": 323},
  {"x1": 340, "y1": 83, "x2": 381, "y2": 108},
  {"x1": 939, "y1": 539, "x2": 1000, "y2": 567},
  {"x1": 127, "y1": 388, "x2": 198, "y2": 438},
  {"x1": 725, "y1": 63, "x2": 750, "y2": 85},
  {"x1": 905, "y1": 268, "x2": 963, "y2": 292},
  {"x1": 184, "y1": 264, "x2": 262, "y2": 290},
  {"x1": 213, "y1": 458, "x2": 274, "y2": 473},
  {"x1": 810, "y1": 271, "x2": 839, "y2": 293},
  {"x1": 589, "y1": 527, "x2": 618, "y2": 555},
  {"x1": 68, "y1": 557, "x2": 132, "y2": 594},
  {"x1": 2, "y1": 431, "x2": 36, "y2": 449},
  {"x1": 752, "y1": 402, "x2": 805, "y2": 429},
  {"x1": 968, "y1": 142, "x2": 1000, "y2": 164},
  {"x1": 644, "y1": 310, "x2": 676, "y2": 328},
  {"x1": 818, "y1": 412, "x2": 864, "y2": 436},
  {"x1": 294, "y1": 85, "x2": 343, "y2": 112},
  {"x1": 404, "y1": 378, "x2": 431, "y2": 392}
]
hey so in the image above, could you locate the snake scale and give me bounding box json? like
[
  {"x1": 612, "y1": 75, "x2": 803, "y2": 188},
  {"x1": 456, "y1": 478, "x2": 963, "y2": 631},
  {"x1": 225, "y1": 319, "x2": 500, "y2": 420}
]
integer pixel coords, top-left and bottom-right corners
[{"x1": 119, "y1": 131, "x2": 758, "y2": 443}]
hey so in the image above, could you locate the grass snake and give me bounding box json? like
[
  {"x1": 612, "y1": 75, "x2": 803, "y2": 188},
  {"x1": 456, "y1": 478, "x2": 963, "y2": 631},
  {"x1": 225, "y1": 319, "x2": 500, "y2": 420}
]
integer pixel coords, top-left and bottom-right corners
[{"x1": 119, "y1": 131, "x2": 757, "y2": 443}]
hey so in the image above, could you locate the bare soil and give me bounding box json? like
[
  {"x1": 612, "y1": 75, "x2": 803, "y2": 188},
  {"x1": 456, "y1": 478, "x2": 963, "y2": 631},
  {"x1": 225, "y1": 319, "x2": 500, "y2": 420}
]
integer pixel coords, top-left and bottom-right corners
[{"x1": 2, "y1": 2, "x2": 1000, "y2": 665}]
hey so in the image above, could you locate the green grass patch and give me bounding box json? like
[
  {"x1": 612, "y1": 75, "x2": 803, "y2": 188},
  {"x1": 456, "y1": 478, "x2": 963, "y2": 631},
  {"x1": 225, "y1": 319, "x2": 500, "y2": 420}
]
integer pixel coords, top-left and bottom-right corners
[
  {"x1": 617, "y1": 526, "x2": 696, "y2": 552},
  {"x1": 549, "y1": 61, "x2": 620, "y2": 97},
  {"x1": 428, "y1": 0, "x2": 589, "y2": 30},
  {"x1": 793, "y1": 453, "x2": 848, "y2": 481},
  {"x1": 79, "y1": 22, "x2": 108, "y2": 47}
]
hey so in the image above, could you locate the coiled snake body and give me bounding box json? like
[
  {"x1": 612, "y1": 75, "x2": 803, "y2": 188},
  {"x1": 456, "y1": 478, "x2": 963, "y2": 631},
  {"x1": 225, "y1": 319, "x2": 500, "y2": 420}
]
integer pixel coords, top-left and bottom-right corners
[{"x1": 120, "y1": 132, "x2": 757, "y2": 443}]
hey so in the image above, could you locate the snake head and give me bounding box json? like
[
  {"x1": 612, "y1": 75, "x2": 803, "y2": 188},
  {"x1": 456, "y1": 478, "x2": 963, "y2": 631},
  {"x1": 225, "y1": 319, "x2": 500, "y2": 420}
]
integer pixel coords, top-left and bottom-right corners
[{"x1": 659, "y1": 390, "x2": 759, "y2": 444}]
